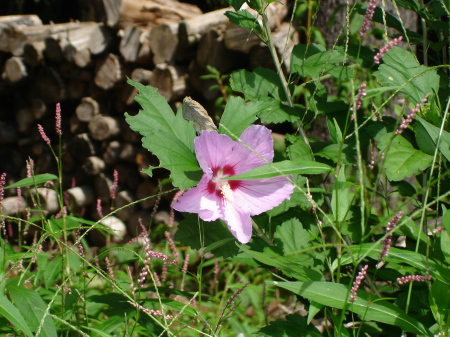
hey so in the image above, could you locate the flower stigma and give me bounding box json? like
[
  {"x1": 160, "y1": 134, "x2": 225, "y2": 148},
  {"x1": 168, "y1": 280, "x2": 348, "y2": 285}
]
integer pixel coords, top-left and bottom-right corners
[{"x1": 209, "y1": 167, "x2": 238, "y2": 203}]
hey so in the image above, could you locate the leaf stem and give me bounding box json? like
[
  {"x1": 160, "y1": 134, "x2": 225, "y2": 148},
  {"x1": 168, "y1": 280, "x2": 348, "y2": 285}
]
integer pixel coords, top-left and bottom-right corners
[{"x1": 252, "y1": 219, "x2": 274, "y2": 246}]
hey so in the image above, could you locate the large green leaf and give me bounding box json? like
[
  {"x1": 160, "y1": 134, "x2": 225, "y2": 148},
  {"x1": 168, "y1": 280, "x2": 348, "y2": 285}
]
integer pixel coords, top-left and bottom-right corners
[
  {"x1": 5, "y1": 174, "x2": 58, "y2": 190},
  {"x1": 224, "y1": 9, "x2": 263, "y2": 36},
  {"x1": 415, "y1": 116, "x2": 450, "y2": 162},
  {"x1": 218, "y1": 96, "x2": 258, "y2": 138},
  {"x1": 377, "y1": 133, "x2": 433, "y2": 181},
  {"x1": 226, "y1": 160, "x2": 332, "y2": 180},
  {"x1": 0, "y1": 296, "x2": 34, "y2": 337},
  {"x1": 273, "y1": 281, "x2": 430, "y2": 335},
  {"x1": 291, "y1": 44, "x2": 352, "y2": 79},
  {"x1": 373, "y1": 47, "x2": 440, "y2": 105},
  {"x1": 344, "y1": 244, "x2": 450, "y2": 284},
  {"x1": 125, "y1": 79, "x2": 201, "y2": 189},
  {"x1": 258, "y1": 314, "x2": 322, "y2": 337},
  {"x1": 331, "y1": 167, "x2": 354, "y2": 222},
  {"x1": 273, "y1": 218, "x2": 310, "y2": 254},
  {"x1": 8, "y1": 285, "x2": 57, "y2": 337},
  {"x1": 239, "y1": 245, "x2": 323, "y2": 281}
]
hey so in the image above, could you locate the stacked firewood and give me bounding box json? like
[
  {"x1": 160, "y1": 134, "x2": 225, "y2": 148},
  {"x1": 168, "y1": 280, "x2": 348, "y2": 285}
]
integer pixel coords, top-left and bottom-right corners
[{"x1": 0, "y1": 0, "x2": 295, "y2": 244}]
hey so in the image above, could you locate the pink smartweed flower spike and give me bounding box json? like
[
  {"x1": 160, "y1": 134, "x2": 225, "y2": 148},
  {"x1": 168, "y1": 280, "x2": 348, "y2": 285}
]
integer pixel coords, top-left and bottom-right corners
[
  {"x1": 37, "y1": 124, "x2": 51, "y2": 145},
  {"x1": 182, "y1": 254, "x2": 190, "y2": 274},
  {"x1": 0, "y1": 172, "x2": 6, "y2": 205},
  {"x1": 397, "y1": 274, "x2": 432, "y2": 285},
  {"x1": 360, "y1": 0, "x2": 377, "y2": 38},
  {"x1": 378, "y1": 211, "x2": 404, "y2": 260},
  {"x1": 96, "y1": 199, "x2": 104, "y2": 218},
  {"x1": 55, "y1": 103, "x2": 62, "y2": 136},
  {"x1": 374, "y1": 36, "x2": 403, "y2": 64},
  {"x1": 110, "y1": 169, "x2": 119, "y2": 201},
  {"x1": 395, "y1": 95, "x2": 429, "y2": 134},
  {"x1": 172, "y1": 125, "x2": 294, "y2": 244},
  {"x1": 351, "y1": 83, "x2": 367, "y2": 113},
  {"x1": 349, "y1": 264, "x2": 369, "y2": 302}
]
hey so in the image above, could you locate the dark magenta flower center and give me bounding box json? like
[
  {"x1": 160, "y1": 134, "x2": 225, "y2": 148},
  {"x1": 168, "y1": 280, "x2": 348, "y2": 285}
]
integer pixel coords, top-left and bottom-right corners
[{"x1": 207, "y1": 165, "x2": 241, "y2": 201}]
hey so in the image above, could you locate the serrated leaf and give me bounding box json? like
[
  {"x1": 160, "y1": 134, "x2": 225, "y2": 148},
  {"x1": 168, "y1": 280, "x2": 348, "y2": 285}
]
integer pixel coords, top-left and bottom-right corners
[
  {"x1": 377, "y1": 133, "x2": 433, "y2": 181},
  {"x1": 230, "y1": 67, "x2": 288, "y2": 102},
  {"x1": 224, "y1": 9, "x2": 263, "y2": 36},
  {"x1": 373, "y1": 47, "x2": 439, "y2": 105},
  {"x1": 226, "y1": 160, "x2": 332, "y2": 180},
  {"x1": 286, "y1": 135, "x2": 314, "y2": 161},
  {"x1": 274, "y1": 218, "x2": 310, "y2": 254},
  {"x1": 258, "y1": 314, "x2": 322, "y2": 337},
  {"x1": 175, "y1": 214, "x2": 239, "y2": 258},
  {"x1": 273, "y1": 281, "x2": 430, "y2": 335},
  {"x1": 125, "y1": 79, "x2": 201, "y2": 189},
  {"x1": 8, "y1": 285, "x2": 57, "y2": 337},
  {"x1": 5, "y1": 174, "x2": 58, "y2": 190},
  {"x1": 218, "y1": 96, "x2": 258, "y2": 138},
  {"x1": 291, "y1": 44, "x2": 348, "y2": 79},
  {"x1": 239, "y1": 245, "x2": 323, "y2": 281},
  {"x1": 415, "y1": 116, "x2": 450, "y2": 162},
  {"x1": 0, "y1": 296, "x2": 34, "y2": 337}
]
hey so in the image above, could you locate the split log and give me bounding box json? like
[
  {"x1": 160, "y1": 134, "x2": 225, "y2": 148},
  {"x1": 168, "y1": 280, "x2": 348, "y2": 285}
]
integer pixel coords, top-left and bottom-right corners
[
  {"x1": 149, "y1": 63, "x2": 187, "y2": 102},
  {"x1": 196, "y1": 26, "x2": 239, "y2": 73},
  {"x1": 113, "y1": 190, "x2": 135, "y2": 221},
  {"x1": 23, "y1": 41, "x2": 45, "y2": 66},
  {"x1": 149, "y1": 22, "x2": 179, "y2": 64},
  {"x1": 83, "y1": 156, "x2": 106, "y2": 175},
  {"x1": 224, "y1": 25, "x2": 260, "y2": 53},
  {"x1": 16, "y1": 108, "x2": 35, "y2": 134},
  {"x1": 114, "y1": 162, "x2": 141, "y2": 189},
  {"x1": 66, "y1": 185, "x2": 95, "y2": 209},
  {"x1": 0, "y1": 196, "x2": 27, "y2": 217},
  {"x1": 119, "y1": 25, "x2": 152, "y2": 64},
  {"x1": 136, "y1": 179, "x2": 156, "y2": 209},
  {"x1": 178, "y1": 8, "x2": 230, "y2": 47},
  {"x1": 67, "y1": 79, "x2": 86, "y2": 100},
  {"x1": 0, "y1": 122, "x2": 18, "y2": 143},
  {"x1": 31, "y1": 97, "x2": 47, "y2": 120},
  {"x1": 187, "y1": 59, "x2": 219, "y2": 101},
  {"x1": 70, "y1": 133, "x2": 97, "y2": 161},
  {"x1": 30, "y1": 188, "x2": 60, "y2": 214},
  {"x1": 76, "y1": 97, "x2": 100, "y2": 122},
  {"x1": 118, "y1": 0, "x2": 202, "y2": 27},
  {"x1": 33, "y1": 66, "x2": 66, "y2": 103},
  {"x1": 88, "y1": 115, "x2": 121, "y2": 141},
  {"x1": 131, "y1": 68, "x2": 153, "y2": 83},
  {"x1": 2, "y1": 57, "x2": 28, "y2": 84},
  {"x1": 7, "y1": 22, "x2": 85, "y2": 56},
  {"x1": 90, "y1": 215, "x2": 127, "y2": 245},
  {"x1": 127, "y1": 210, "x2": 152, "y2": 237},
  {"x1": 94, "y1": 172, "x2": 113, "y2": 202},
  {"x1": 44, "y1": 35, "x2": 65, "y2": 63},
  {"x1": 103, "y1": 140, "x2": 122, "y2": 165},
  {"x1": 0, "y1": 14, "x2": 43, "y2": 52},
  {"x1": 94, "y1": 53, "x2": 123, "y2": 90}
]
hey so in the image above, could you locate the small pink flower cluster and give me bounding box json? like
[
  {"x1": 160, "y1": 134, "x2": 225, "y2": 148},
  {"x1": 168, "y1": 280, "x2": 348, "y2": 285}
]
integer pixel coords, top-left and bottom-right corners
[
  {"x1": 110, "y1": 169, "x2": 119, "y2": 202},
  {"x1": 397, "y1": 274, "x2": 432, "y2": 285},
  {"x1": 128, "y1": 301, "x2": 173, "y2": 319},
  {"x1": 349, "y1": 264, "x2": 369, "y2": 302},
  {"x1": 360, "y1": 0, "x2": 377, "y2": 38},
  {"x1": 55, "y1": 103, "x2": 62, "y2": 136},
  {"x1": 374, "y1": 36, "x2": 403, "y2": 64},
  {"x1": 378, "y1": 211, "x2": 404, "y2": 260},
  {"x1": 351, "y1": 83, "x2": 367, "y2": 113},
  {"x1": 395, "y1": 95, "x2": 429, "y2": 134},
  {"x1": 220, "y1": 282, "x2": 250, "y2": 320}
]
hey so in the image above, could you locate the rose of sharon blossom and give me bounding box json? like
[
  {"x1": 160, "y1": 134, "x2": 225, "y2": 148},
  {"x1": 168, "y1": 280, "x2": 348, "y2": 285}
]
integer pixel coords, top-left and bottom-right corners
[{"x1": 172, "y1": 125, "x2": 294, "y2": 244}]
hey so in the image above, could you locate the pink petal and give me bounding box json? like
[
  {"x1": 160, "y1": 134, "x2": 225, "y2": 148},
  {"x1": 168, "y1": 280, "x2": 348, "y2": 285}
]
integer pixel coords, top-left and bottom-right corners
[
  {"x1": 172, "y1": 175, "x2": 223, "y2": 221},
  {"x1": 222, "y1": 202, "x2": 253, "y2": 244},
  {"x1": 225, "y1": 125, "x2": 274, "y2": 175},
  {"x1": 232, "y1": 176, "x2": 294, "y2": 216},
  {"x1": 194, "y1": 131, "x2": 236, "y2": 174}
]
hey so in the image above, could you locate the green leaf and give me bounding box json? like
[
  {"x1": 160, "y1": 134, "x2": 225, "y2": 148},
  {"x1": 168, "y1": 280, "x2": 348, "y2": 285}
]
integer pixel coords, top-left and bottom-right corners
[
  {"x1": 175, "y1": 214, "x2": 239, "y2": 258},
  {"x1": 44, "y1": 257, "x2": 62, "y2": 288},
  {"x1": 286, "y1": 135, "x2": 314, "y2": 161},
  {"x1": 415, "y1": 116, "x2": 450, "y2": 162},
  {"x1": 8, "y1": 285, "x2": 57, "y2": 337},
  {"x1": 218, "y1": 96, "x2": 258, "y2": 138},
  {"x1": 377, "y1": 133, "x2": 433, "y2": 181},
  {"x1": 291, "y1": 44, "x2": 350, "y2": 79},
  {"x1": 373, "y1": 47, "x2": 440, "y2": 105},
  {"x1": 125, "y1": 79, "x2": 201, "y2": 189},
  {"x1": 239, "y1": 245, "x2": 323, "y2": 281},
  {"x1": 224, "y1": 0, "x2": 246, "y2": 10},
  {"x1": 224, "y1": 10, "x2": 263, "y2": 36},
  {"x1": 0, "y1": 296, "x2": 34, "y2": 337},
  {"x1": 5, "y1": 174, "x2": 58, "y2": 190},
  {"x1": 331, "y1": 167, "x2": 354, "y2": 222},
  {"x1": 143, "y1": 299, "x2": 197, "y2": 317},
  {"x1": 346, "y1": 244, "x2": 450, "y2": 284},
  {"x1": 226, "y1": 160, "x2": 332, "y2": 180},
  {"x1": 273, "y1": 281, "x2": 430, "y2": 335},
  {"x1": 429, "y1": 280, "x2": 449, "y2": 326},
  {"x1": 230, "y1": 67, "x2": 288, "y2": 102},
  {"x1": 258, "y1": 314, "x2": 322, "y2": 336},
  {"x1": 274, "y1": 218, "x2": 310, "y2": 254},
  {"x1": 256, "y1": 99, "x2": 306, "y2": 124}
]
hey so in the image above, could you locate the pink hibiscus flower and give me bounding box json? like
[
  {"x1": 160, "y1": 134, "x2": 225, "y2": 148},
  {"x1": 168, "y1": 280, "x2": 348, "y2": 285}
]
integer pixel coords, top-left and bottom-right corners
[{"x1": 172, "y1": 125, "x2": 294, "y2": 244}]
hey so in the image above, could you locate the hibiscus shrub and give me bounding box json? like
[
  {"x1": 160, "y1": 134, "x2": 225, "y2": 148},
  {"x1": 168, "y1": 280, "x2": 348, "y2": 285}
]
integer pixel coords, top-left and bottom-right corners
[{"x1": 126, "y1": 0, "x2": 449, "y2": 336}]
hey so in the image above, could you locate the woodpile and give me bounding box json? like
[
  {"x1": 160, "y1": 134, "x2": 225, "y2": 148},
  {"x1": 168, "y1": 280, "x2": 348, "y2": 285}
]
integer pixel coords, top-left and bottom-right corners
[{"x1": 0, "y1": 0, "x2": 295, "y2": 244}]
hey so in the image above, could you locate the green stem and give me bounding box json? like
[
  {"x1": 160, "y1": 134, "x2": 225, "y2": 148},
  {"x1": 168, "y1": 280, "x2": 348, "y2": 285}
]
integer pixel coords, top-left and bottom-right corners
[{"x1": 252, "y1": 219, "x2": 274, "y2": 246}]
